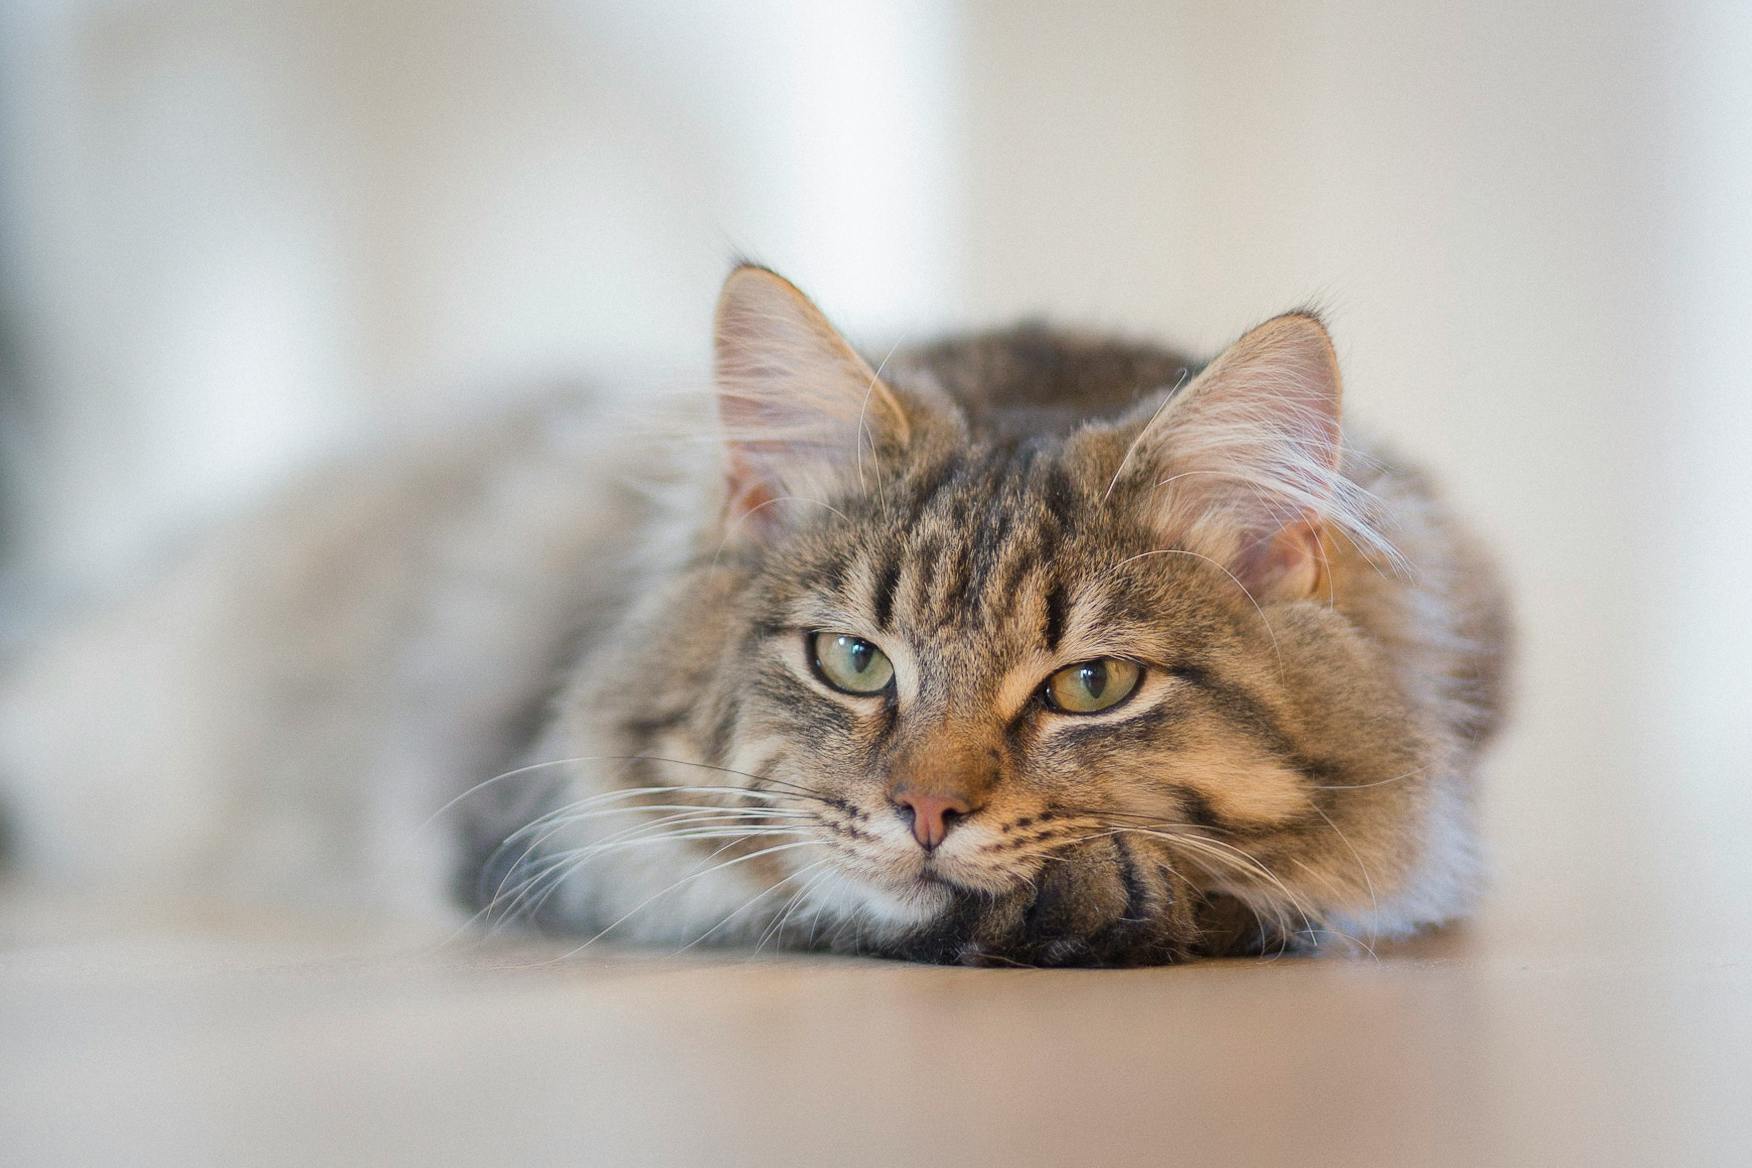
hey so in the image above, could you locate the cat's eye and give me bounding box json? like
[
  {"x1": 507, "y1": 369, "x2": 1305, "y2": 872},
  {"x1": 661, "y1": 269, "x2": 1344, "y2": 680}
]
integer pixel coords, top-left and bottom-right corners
[
  {"x1": 1042, "y1": 658, "x2": 1142, "y2": 714},
  {"x1": 810, "y1": 632, "x2": 895, "y2": 696}
]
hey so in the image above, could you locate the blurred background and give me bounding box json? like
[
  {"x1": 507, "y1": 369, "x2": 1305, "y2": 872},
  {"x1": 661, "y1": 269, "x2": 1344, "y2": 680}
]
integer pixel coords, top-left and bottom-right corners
[{"x1": 0, "y1": 0, "x2": 1748, "y2": 946}]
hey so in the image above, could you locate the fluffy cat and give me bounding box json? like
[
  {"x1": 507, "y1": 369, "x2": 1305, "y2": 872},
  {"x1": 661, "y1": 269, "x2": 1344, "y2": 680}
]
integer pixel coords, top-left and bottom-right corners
[{"x1": 0, "y1": 265, "x2": 1509, "y2": 965}]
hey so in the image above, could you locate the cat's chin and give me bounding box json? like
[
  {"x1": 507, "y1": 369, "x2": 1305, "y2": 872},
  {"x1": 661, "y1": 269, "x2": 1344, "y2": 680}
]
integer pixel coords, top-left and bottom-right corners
[{"x1": 809, "y1": 865, "x2": 957, "y2": 934}]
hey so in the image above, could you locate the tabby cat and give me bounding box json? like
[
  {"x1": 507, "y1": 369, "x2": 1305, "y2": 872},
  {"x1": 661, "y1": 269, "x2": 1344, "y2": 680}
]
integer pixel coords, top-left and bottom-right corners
[{"x1": 0, "y1": 265, "x2": 1509, "y2": 965}]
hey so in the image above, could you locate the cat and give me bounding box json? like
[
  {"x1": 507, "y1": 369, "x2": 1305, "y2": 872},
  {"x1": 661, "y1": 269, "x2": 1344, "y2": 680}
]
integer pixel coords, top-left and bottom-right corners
[{"x1": 0, "y1": 264, "x2": 1510, "y2": 965}]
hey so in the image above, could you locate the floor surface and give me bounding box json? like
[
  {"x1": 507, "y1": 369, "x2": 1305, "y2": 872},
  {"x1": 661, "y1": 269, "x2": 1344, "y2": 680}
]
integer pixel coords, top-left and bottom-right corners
[{"x1": 5, "y1": 877, "x2": 1749, "y2": 1167}]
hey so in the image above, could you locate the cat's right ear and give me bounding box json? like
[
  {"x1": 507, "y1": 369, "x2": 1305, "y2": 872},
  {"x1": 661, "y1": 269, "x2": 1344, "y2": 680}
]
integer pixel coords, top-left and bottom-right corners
[{"x1": 713, "y1": 265, "x2": 911, "y2": 538}]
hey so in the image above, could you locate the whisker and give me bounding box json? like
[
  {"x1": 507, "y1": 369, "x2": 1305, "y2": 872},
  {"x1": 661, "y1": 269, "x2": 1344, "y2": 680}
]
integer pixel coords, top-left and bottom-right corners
[
  {"x1": 487, "y1": 808, "x2": 785, "y2": 921},
  {"x1": 483, "y1": 807, "x2": 813, "y2": 914},
  {"x1": 478, "y1": 780, "x2": 819, "y2": 884},
  {"x1": 709, "y1": 495, "x2": 853, "y2": 573},
  {"x1": 430, "y1": 754, "x2": 842, "y2": 837},
  {"x1": 541, "y1": 840, "x2": 823, "y2": 961},
  {"x1": 495, "y1": 826, "x2": 817, "y2": 929},
  {"x1": 416, "y1": 755, "x2": 609, "y2": 833},
  {"x1": 758, "y1": 866, "x2": 838, "y2": 955},
  {"x1": 1308, "y1": 765, "x2": 1429, "y2": 791},
  {"x1": 1101, "y1": 366, "x2": 1190, "y2": 505},
  {"x1": 512, "y1": 823, "x2": 786, "y2": 929},
  {"x1": 1096, "y1": 824, "x2": 1320, "y2": 949},
  {"x1": 1285, "y1": 856, "x2": 1380, "y2": 960},
  {"x1": 1049, "y1": 804, "x2": 1231, "y2": 834},
  {"x1": 478, "y1": 797, "x2": 811, "y2": 920},
  {"x1": 533, "y1": 805, "x2": 811, "y2": 831},
  {"x1": 1303, "y1": 797, "x2": 1380, "y2": 942},
  {"x1": 678, "y1": 857, "x2": 833, "y2": 954},
  {"x1": 854, "y1": 336, "x2": 907, "y2": 505}
]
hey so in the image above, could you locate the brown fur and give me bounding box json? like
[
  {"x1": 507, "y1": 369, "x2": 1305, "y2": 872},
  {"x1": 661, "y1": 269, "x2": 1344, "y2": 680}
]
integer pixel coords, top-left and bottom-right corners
[
  {"x1": 504, "y1": 267, "x2": 1512, "y2": 966},
  {"x1": 0, "y1": 265, "x2": 1508, "y2": 966}
]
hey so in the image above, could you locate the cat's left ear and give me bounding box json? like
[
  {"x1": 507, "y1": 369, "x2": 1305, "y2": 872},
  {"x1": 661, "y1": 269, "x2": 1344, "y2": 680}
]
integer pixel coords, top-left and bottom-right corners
[
  {"x1": 713, "y1": 264, "x2": 912, "y2": 537},
  {"x1": 1119, "y1": 312, "x2": 1347, "y2": 601}
]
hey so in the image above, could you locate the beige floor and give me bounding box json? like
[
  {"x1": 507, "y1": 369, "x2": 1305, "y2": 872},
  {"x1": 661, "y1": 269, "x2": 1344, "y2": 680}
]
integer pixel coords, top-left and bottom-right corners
[{"x1": 5, "y1": 871, "x2": 1749, "y2": 1168}]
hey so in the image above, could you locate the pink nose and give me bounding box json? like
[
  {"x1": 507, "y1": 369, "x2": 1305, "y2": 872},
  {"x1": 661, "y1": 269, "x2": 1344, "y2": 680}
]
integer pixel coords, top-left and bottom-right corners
[{"x1": 892, "y1": 790, "x2": 973, "y2": 850}]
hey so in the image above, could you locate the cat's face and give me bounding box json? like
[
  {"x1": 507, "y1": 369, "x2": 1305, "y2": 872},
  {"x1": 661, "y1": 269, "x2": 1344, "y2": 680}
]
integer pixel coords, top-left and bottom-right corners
[
  {"x1": 727, "y1": 442, "x2": 1318, "y2": 958},
  {"x1": 584, "y1": 266, "x2": 1426, "y2": 964}
]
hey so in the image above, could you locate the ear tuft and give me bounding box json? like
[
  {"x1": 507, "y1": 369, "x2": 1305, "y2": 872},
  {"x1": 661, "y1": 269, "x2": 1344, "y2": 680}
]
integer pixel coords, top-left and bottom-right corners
[
  {"x1": 713, "y1": 266, "x2": 910, "y2": 538},
  {"x1": 1118, "y1": 312, "x2": 1391, "y2": 599}
]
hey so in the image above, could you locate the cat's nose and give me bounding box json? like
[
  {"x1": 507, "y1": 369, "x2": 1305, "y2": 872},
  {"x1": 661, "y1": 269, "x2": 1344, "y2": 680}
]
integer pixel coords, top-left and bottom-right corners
[{"x1": 891, "y1": 789, "x2": 975, "y2": 851}]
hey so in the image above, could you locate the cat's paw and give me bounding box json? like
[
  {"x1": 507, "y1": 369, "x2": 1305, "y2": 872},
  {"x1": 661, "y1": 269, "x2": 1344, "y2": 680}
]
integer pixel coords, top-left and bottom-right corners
[
  {"x1": 889, "y1": 838, "x2": 1201, "y2": 968},
  {"x1": 1188, "y1": 890, "x2": 1310, "y2": 958}
]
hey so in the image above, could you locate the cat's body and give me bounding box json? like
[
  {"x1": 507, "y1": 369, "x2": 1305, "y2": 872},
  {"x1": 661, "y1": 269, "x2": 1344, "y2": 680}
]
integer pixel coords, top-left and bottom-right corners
[{"x1": 0, "y1": 268, "x2": 1509, "y2": 964}]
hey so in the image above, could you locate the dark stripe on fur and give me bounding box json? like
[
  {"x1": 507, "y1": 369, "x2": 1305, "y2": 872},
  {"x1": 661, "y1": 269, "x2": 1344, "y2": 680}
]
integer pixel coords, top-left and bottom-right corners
[
  {"x1": 1113, "y1": 835, "x2": 1148, "y2": 919},
  {"x1": 622, "y1": 708, "x2": 691, "y2": 742},
  {"x1": 754, "y1": 668, "x2": 857, "y2": 736},
  {"x1": 904, "y1": 458, "x2": 958, "y2": 525},
  {"x1": 936, "y1": 534, "x2": 975, "y2": 625},
  {"x1": 1042, "y1": 583, "x2": 1067, "y2": 650},
  {"x1": 1173, "y1": 785, "x2": 1224, "y2": 831},
  {"x1": 705, "y1": 696, "x2": 742, "y2": 766},
  {"x1": 965, "y1": 506, "x2": 1014, "y2": 603},
  {"x1": 1041, "y1": 463, "x2": 1078, "y2": 526},
  {"x1": 872, "y1": 560, "x2": 901, "y2": 630},
  {"x1": 1179, "y1": 665, "x2": 1309, "y2": 775},
  {"x1": 993, "y1": 543, "x2": 1037, "y2": 605}
]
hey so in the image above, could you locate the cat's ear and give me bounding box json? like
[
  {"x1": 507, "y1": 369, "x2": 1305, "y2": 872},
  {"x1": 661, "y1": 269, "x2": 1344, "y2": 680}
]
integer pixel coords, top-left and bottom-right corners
[
  {"x1": 713, "y1": 264, "x2": 911, "y2": 537},
  {"x1": 1119, "y1": 312, "x2": 1350, "y2": 601}
]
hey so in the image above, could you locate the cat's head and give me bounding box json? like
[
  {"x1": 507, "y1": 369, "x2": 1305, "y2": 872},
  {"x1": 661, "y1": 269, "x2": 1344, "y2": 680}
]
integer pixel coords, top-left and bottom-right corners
[{"x1": 591, "y1": 265, "x2": 1426, "y2": 963}]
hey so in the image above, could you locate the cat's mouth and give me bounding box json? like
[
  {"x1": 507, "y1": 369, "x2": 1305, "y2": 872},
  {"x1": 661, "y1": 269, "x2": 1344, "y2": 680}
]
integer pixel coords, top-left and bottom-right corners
[
  {"x1": 913, "y1": 868, "x2": 961, "y2": 889},
  {"x1": 860, "y1": 857, "x2": 967, "y2": 897},
  {"x1": 817, "y1": 816, "x2": 1027, "y2": 924},
  {"x1": 813, "y1": 861, "x2": 957, "y2": 929},
  {"x1": 862, "y1": 850, "x2": 1015, "y2": 907}
]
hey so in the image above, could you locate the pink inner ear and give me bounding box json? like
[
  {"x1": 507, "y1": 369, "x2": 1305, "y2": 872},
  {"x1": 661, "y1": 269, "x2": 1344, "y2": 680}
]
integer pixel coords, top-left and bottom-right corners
[
  {"x1": 1235, "y1": 517, "x2": 1325, "y2": 600},
  {"x1": 1122, "y1": 312, "x2": 1351, "y2": 599},
  {"x1": 710, "y1": 267, "x2": 913, "y2": 543},
  {"x1": 723, "y1": 453, "x2": 781, "y2": 533}
]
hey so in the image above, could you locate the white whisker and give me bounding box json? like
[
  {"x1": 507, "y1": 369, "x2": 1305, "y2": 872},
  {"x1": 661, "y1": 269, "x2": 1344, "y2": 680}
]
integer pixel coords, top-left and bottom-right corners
[
  {"x1": 1304, "y1": 798, "x2": 1380, "y2": 944},
  {"x1": 1101, "y1": 367, "x2": 1190, "y2": 505},
  {"x1": 544, "y1": 840, "x2": 822, "y2": 961}
]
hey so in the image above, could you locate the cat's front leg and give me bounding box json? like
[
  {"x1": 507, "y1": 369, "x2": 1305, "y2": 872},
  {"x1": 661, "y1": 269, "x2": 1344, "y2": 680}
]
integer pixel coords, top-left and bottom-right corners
[{"x1": 878, "y1": 838, "x2": 1201, "y2": 968}]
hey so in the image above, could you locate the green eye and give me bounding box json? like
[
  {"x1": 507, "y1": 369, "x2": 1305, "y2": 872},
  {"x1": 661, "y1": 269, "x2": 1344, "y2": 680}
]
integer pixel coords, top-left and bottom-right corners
[
  {"x1": 1043, "y1": 658, "x2": 1142, "y2": 714},
  {"x1": 810, "y1": 632, "x2": 895, "y2": 695}
]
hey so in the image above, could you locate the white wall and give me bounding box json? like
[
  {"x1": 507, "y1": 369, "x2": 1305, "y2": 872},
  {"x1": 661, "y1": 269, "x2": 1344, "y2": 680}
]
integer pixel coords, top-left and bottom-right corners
[
  {"x1": 1646, "y1": 0, "x2": 1752, "y2": 898},
  {"x1": 0, "y1": 0, "x2": 963, "y2": 582}
]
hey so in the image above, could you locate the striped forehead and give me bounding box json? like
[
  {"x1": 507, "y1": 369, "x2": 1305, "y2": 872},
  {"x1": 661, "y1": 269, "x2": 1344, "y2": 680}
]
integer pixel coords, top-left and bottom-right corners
[
  {"x1": 891, "y1": 449, "x2": 1070, "y2": 617},
  {"x1": 793, "y1": 447, "x2": 1122, "y2": 658}
]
